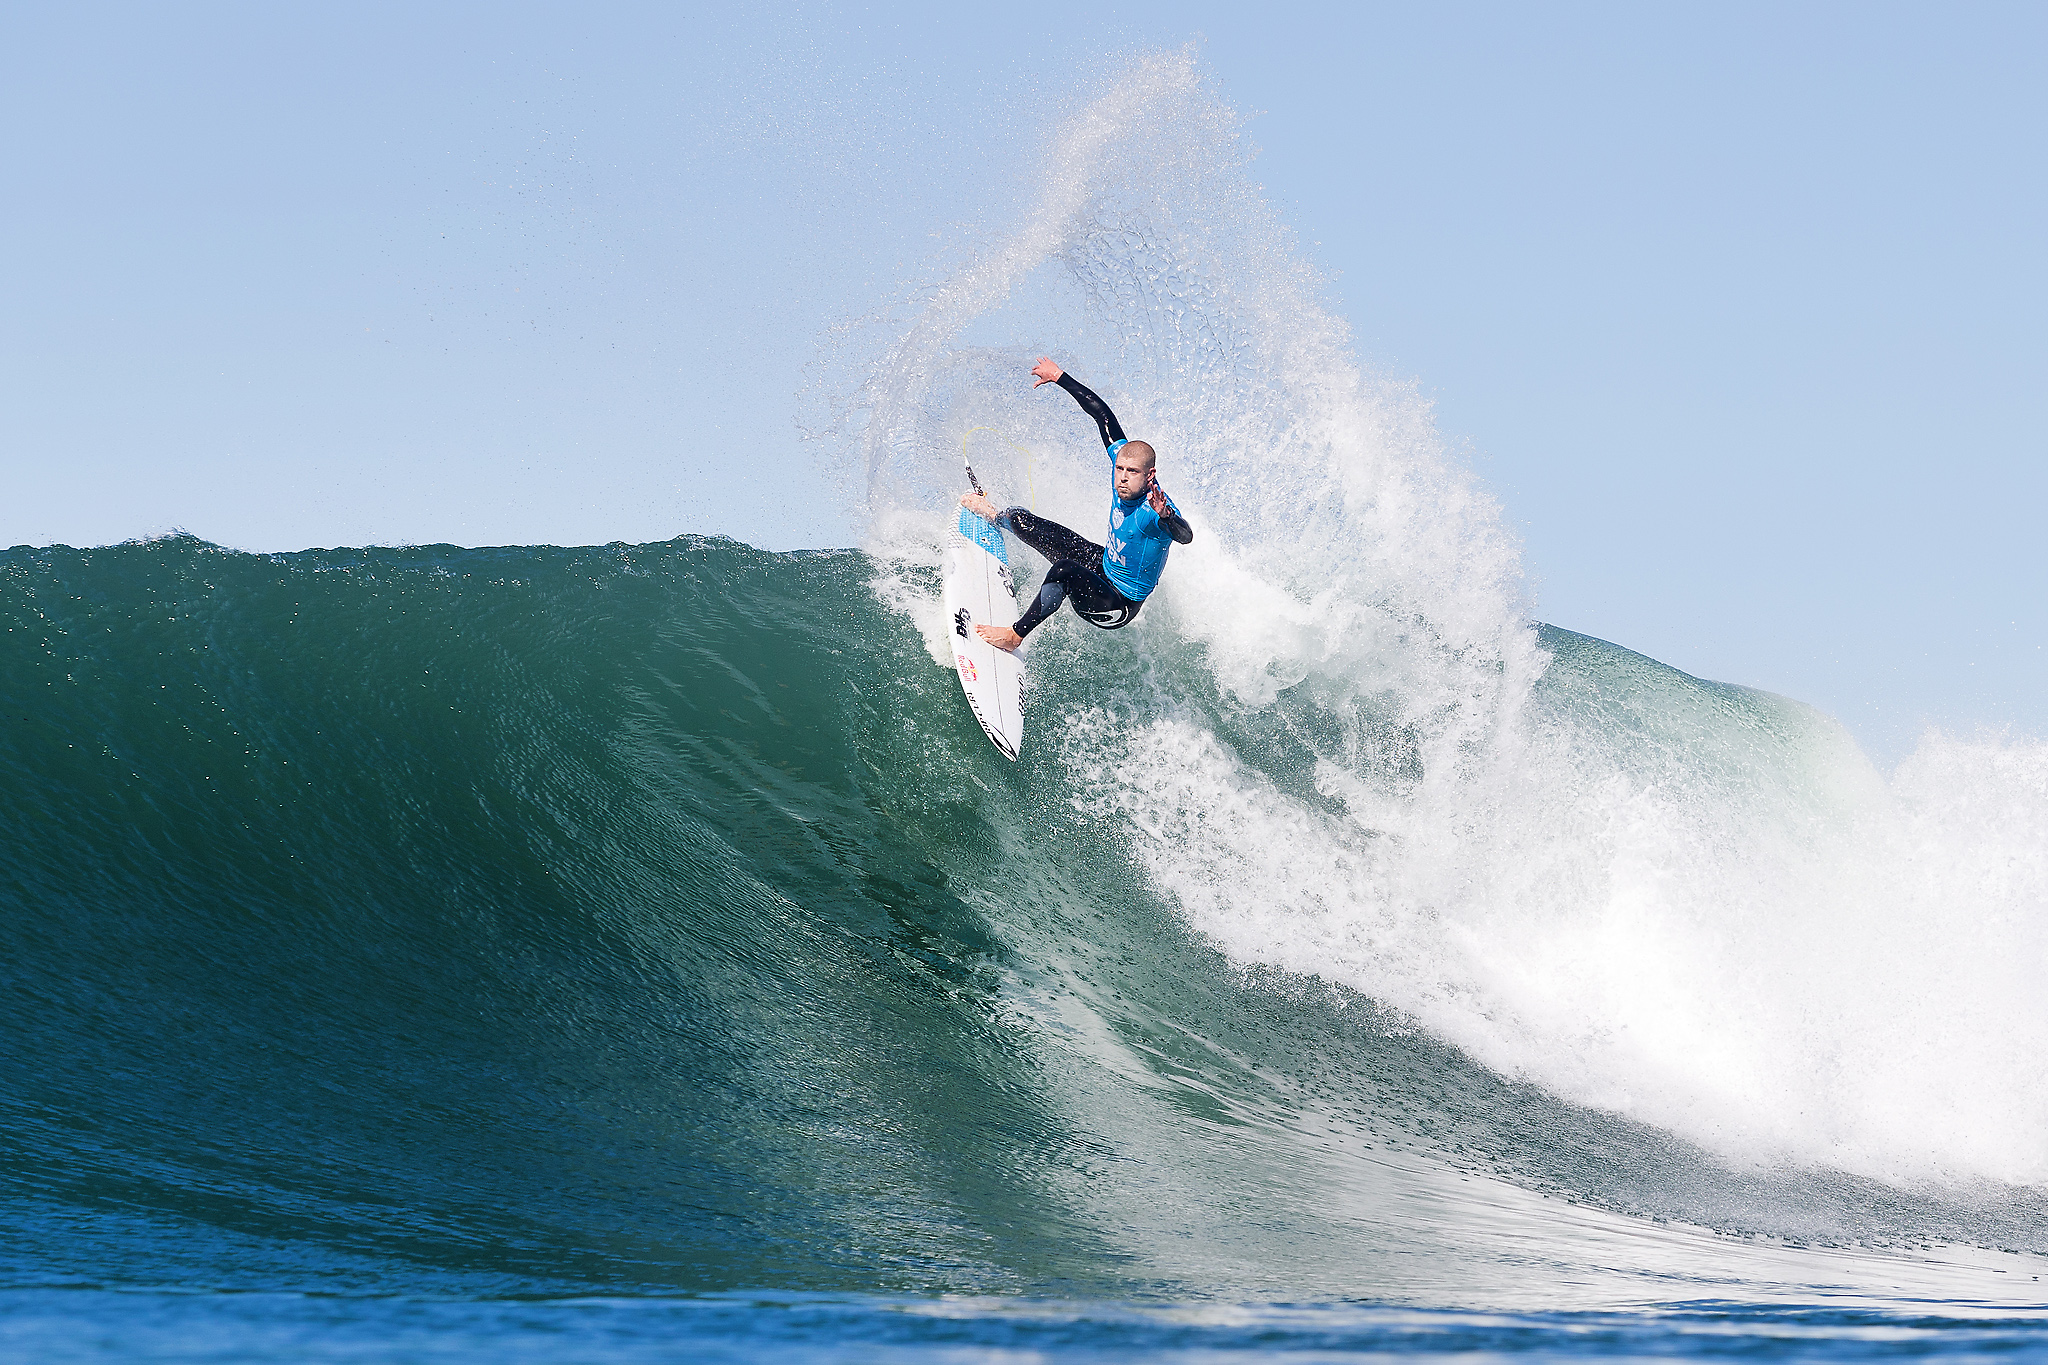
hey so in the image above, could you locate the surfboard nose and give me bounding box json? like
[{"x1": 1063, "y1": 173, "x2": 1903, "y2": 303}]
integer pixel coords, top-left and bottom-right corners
[{"x1": 943, "y1": 520, "x2": 1026, "y2": 761}]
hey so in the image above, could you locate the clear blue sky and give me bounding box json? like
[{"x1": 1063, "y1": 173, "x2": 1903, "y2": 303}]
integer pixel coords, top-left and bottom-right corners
[{"x1": 5, "y1": 2, "x2": 2042, "y2": 762}]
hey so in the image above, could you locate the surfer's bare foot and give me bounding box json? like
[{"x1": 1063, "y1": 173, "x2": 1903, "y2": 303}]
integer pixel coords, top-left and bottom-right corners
[
  {"x1": 959, "y1": 492, "x2": 1001, "y2": 521},
  {"x1": 975, "y1": 623, "x2": 1023, "y2": 652}
]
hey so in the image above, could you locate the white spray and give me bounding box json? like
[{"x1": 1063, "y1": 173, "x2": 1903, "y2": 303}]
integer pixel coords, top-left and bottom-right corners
[{"x1": 849, "y1": 52, "x2": 2048, "y2": 1192}]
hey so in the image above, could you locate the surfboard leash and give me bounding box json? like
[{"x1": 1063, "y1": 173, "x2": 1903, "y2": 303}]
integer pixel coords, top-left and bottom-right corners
[{"x1": 959, "y1": 426, "x2": 1037, "y2": 511}]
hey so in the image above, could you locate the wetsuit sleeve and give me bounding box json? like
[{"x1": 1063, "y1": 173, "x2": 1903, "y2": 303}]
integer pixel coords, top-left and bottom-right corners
[
  {"x1": 1160, "y1": 508, "x2": 1193, "y2": 545},
  {"x1": 1054, "y1": 372, "x2": 1126, "y2": 451}
]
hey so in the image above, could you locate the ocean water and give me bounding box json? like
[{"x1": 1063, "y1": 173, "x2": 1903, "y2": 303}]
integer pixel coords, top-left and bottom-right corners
[{"x1": 7, "y1": 52, "x2": 2047, "y2": 1362}]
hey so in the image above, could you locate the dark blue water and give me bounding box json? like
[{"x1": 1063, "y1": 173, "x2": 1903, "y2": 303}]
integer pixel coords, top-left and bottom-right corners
[{"x1": 8, "y1": 1291, "x2": 2048, "y2": 1362}]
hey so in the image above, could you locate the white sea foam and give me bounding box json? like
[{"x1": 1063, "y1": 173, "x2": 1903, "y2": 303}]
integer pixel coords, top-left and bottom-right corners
[{"x1": 848, "y1": 52, "x2": 2048, "y2": 1191}]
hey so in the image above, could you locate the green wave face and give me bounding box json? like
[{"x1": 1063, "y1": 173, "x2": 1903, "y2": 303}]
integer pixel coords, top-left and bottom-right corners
[
  {"x1": 5, "y1": 535, "x2": 2045, "y2": 1310},
  {"x1": 2, "y1": 534, "x2": 1103, "y2": 1294}
]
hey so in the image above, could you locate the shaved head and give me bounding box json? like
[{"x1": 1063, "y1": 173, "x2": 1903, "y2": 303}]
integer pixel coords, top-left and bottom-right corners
[{"x1": 1112, "y1": 439, "x2": 1159, "y2": 503}]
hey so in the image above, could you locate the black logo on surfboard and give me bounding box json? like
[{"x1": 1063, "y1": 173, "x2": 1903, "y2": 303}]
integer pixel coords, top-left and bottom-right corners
[{"x1": 954, "y1": 608, "x2": 971, "y2": 639}]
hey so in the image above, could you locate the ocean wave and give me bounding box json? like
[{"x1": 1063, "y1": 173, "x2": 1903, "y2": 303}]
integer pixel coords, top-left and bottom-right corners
[{"x1": 3, "y1": 534, "x2": 2043, "y2": 1311}]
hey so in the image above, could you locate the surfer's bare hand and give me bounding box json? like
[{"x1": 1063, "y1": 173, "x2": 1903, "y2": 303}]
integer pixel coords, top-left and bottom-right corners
[
  {"x1": 1146, "y1": 470, "x2": 1172, "y2": 515},
  {"x1": 975, "y1": 623, "x2": 1023, "y2": 652},
  {"x1": 959, "y1": 492, "x2": 1001, "y2": 521},
  {"x1": 1030, "y1": 357, "x2": 1063, "y2": 388}
]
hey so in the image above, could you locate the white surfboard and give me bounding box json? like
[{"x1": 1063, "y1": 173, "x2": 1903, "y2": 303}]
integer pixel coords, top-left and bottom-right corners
[{"x1": 942, "y1": 506, "x2": 1026, "y2": 760}]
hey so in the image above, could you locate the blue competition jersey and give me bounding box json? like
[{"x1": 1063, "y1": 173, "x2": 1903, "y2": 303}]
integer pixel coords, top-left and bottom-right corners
[
  {"x1": 1101, "y1": 484, "x2": 1178, "y2": 600},
  {"x1": 1049, "y1": 371, "x2": 1191, "y2": 602}
]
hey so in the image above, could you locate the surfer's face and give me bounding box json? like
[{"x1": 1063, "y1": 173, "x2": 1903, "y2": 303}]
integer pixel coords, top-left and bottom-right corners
[{"x1": 1114, "y1": 443, "x2": 1156, "y2": 499}]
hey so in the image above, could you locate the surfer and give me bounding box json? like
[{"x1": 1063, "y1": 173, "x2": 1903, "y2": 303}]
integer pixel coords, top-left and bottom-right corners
[{"x1": 961, "y1": 358, "x2": 1192, "y2": 651}]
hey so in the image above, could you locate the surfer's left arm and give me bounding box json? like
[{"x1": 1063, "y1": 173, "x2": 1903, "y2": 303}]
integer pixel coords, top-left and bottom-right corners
[{"x1": 1147, "y1": 472, "x2": 1194, "y2": 544}]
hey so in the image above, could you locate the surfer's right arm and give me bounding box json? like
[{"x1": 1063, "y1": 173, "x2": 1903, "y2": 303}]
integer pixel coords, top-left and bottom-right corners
[{"x1": 1031, "y1": 357, "x2": 1126, "y2": 451}]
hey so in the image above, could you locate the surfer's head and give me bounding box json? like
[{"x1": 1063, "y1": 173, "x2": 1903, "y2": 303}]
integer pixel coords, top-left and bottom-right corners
[{"x1": 1112, "y1": 440, "x2": 1157, "y2": 500}]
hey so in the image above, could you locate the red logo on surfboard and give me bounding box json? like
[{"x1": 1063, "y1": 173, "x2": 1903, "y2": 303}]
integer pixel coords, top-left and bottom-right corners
[{"x1": 957, "y1": 655, "x2": 978, "y2": 682}]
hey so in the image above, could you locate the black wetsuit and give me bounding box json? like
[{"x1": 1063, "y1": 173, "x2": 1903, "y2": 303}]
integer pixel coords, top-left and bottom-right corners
[{"x1": 1005, "y1": 373, "x2": 1193, "y2": 639}]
